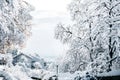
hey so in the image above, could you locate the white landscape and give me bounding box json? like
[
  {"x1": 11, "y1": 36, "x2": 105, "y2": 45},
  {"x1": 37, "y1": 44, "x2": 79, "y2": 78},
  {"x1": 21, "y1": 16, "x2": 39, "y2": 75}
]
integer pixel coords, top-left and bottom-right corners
[{"x1": 0, "y1": 0, "x2": 120, "y2": 80}]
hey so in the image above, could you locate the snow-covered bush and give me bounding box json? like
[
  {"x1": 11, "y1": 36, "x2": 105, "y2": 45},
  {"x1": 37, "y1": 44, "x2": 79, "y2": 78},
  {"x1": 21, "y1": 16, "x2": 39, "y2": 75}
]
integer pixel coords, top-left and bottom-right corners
[
  {"x1": 0, "y1": 71, "x2": 17, "y2": 80},
  {"x1": 6, "y1": 65, "x2": 32, "y2": 80},
  {"x1": 33, "y1": 62, "x2": 42, "y2": 69},
  {"x1": 47, "y1": 62, "x2": 57, "y2": 72},
  {"x1": 0, "y1": 65, "x2": 32, "y2": 80}
]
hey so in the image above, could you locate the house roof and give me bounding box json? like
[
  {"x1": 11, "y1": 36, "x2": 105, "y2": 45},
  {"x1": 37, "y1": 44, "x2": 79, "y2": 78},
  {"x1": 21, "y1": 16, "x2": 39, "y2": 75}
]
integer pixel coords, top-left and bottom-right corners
[{"x1": 13, "y1": 53, "x2": 32, "y2": 60}]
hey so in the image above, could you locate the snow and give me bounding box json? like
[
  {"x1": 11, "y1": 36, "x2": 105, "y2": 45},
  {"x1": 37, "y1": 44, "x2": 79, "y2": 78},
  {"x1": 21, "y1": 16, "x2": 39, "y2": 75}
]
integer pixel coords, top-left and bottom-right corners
[
  {"x1": 0, "y1": 77, "x2": 4, "y2": 80},
  {"x1": 0, "y1": 70, "x2": 17, "y2": 80},
  {"x1": 58, "y1": 72, "x2": 75, "y2": 80},
  {"x1": 33, "y1": 62, "x2": 42, "y2": 69},
  {"x1": 5, "y1": 65, "x2": 32, "y2": 80},
  {"x1": 0, "y1": 55, "x2": 32, "y2": 80},
  {"x1": 0, "y1": 0, "x2": 120, "y2": 80},
  {"x1": 42, "y1": 72, "x2": 56, "y2": 80},
  {"x1": 55, "y1": 0, "x2": 120, "y2": 75},
  {"x1": 97, "y1": 70, "x2": 120, "y2": 77},
  {"x1": 29, "y1": 69, "x2": 46, "y2": 79},
  {"x1": 43, "y1": 72, "x2": 78, "y2": 80},
  {"x1": 0, "y1": 54, "x2": 6, "y2": 60}
]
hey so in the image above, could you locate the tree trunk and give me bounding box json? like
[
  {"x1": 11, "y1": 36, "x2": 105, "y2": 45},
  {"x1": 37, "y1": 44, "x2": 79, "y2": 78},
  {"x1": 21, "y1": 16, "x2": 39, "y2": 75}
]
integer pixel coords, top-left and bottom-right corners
[
  {"x1": 108, "y1": 0, "x2": 113, "y2": 72},
  {"x1": 89, "y1": 22, "x2": 94, "y2": 62}
]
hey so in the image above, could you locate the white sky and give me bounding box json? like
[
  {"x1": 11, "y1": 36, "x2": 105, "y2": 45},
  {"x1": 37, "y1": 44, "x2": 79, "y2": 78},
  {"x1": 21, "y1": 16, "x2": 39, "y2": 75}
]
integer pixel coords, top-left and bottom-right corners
[{"x1": 22, "y1": 0, "x2": 72, "y2": 58}]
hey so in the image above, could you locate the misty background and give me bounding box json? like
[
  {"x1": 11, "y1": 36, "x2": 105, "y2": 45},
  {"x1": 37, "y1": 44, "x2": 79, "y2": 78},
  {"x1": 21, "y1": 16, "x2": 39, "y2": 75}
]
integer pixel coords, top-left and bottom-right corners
[{"x1": 22, "y1": 0, "x2": 72, "y2": 59}]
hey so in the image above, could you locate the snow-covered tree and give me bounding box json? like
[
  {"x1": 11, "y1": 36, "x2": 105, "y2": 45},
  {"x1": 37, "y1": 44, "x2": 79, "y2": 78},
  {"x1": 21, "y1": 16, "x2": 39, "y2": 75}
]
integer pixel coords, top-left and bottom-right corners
[
  {"x1": 55, "y1": 0, "x2": 120, "y2": 73},
  {"x1": 55, "y1": 23, "x2": 72, "y2": 44},
  {"x1": 55, "y1": 0, "x2": 97, "y2": 72},
  {"x1": 86, "y1": 0, "x2": 120, "y2": 72},
  {"x1": 0, "y1": 0, "x2": 33, "y2": 54}
]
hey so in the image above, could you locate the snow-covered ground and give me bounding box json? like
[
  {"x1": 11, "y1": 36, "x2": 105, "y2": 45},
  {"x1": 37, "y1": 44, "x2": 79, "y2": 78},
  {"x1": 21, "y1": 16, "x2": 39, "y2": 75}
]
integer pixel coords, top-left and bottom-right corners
[
  {"x1": 97, "y1": 70, "x2": 120, "y2": 77},
  {"x1": 58, "y1": 72, "x2": 75, "y2": 80},
  {"x1": 59, "y1": 72, "x2": 90, "y2": 80}
]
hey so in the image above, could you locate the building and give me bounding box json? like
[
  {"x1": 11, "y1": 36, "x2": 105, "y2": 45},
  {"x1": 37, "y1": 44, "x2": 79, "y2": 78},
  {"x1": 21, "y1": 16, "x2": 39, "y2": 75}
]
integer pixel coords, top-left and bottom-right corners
[
  {"x1": 12, "y1": 53, "x2": 33, "y2": 68},
  {"x1": 12, "y1": 53, "x2": 47, "y2": 69}
]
